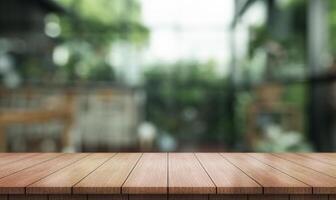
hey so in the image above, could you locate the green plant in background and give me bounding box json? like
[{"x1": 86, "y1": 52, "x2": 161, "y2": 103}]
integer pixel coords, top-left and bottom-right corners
[
  {"x1": 329, "y1": 0, "x2": 336, "y2": 56},
  {"x1": 233, "y1": 0, "x2": 309, "y2": 151},
  {"x1": 248, "y1": 0, "x2": 306, "y2": 81},
  {"x1": 143, "y1": 61, "x2": 234, "y2": 149},
  {"x1": 0, "y1": 0, "x2": 149, "y2": 84},
  {"x1": 53, "y1": 0, "x2": 149, "y2": 82},
  {"x1": 255, "y1": 124, "x2": 312, "y2": 152},
  {"x1": 234, "y1": 91, "x2": 253, "y2": 148}
]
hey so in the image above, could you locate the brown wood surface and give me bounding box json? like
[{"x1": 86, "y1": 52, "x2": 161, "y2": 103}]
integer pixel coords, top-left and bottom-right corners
[
  {"x1": 26, "y1": 153, "x2": 114, "y2": 194},
  {"x1": 290, "y1": 195, "x2": 328, "y2": 200},
  {"x1": 0, "y1": 153, "x2": 333, "y2": 198},
  {"x1": 221, "y1": 153, "x2": 311, "y2": 194},
  {"x1": 0, "y1": 154, "x2": 88, "y2": 194},
  {"x1": 168, "y1": 153, "x2": 216, "y2": 194},
  {"x1": 209, "y1": 195, "x2": 247, "y2": 200},
  {"x1": 250, "y1": 153, "x2": 336, "y2": 194},
  {"x1": 123, "y1": 153, "x2": 167, "y2": 194},
  {"x1": 48, "y1": 195, "x2": 87, "y2": 200},
  {"x1": 74, "y1": 153, "x2": 141, "y2": 194},
  {"x1": 248, "y1": 195, "x2": 289, "y2": 200},
  {"x1": 0, "y1": 154, "x2": 37, "y2": 167},
  {"x1": 273, "y1": 153, "x2": 336, "y2": 178},
  {"x1": 169, "y1": 194, "x2": 208, "y2": 200},
  {"x1": 0, "y1": 153, "x2": 12, "y2": 158},
  {"x1": 297, "y1": 153, "x2": 336, "y2": 166},
  {"x1": 88, "y1": 195, "x2": 128, "y2": 200},
  {"x1": 0, "y1": 153, "x2": 60, "y2": 179},
  {"x1": 195, "y1": 153, "x2": 261, "y2": 194},
  {"x1": 8, "y1": 195, "x2": 48, "y2": 200},
  {"x1": 129, "y1": 194, "x2": 167, "y2": 200}
]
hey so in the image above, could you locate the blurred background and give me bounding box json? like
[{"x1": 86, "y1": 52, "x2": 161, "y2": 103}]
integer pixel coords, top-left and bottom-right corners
[{"x1": 0, "y1": 0, "x2": 335, "y2": 152}]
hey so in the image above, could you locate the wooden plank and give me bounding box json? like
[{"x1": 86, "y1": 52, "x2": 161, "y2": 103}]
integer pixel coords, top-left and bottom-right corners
[
  {"x1": 221, "y1": 154, "x2": 310, "y2": 194},
  {"x1": 129, "y1": 195, "x2": 167, "y2": 200},
  {"x1": 314, "y1": 153, "x2": 336, "y2": 158},
  {"x1": 48, "y1": 195, "x2": 87, "y2": 200},
  {"x1": 297, "y1": 153, "x2": 336, "y2": 166},
  {"x1": 8, "y1": 195, "x2": 47, "y2": 200},
  {"x1": 323, "y1": 153, "x2": 336, "y2": 157},
  {"x1": 195, "y1": 153, "x2": 261, "y2": 194},
  {"x1": 88, "y1": 195, "x2": 128, "y2": 200},
  {"x1": 289, "y1": 195, "x2": 328, "y2": 200},
  {"x1": 209, "y1": 195, "x2": 247, "y2": 200},
  {"x1": 273, "y1": 153, "x2": 336, "y2": 178},
  {"x1": 0, "y1": 154, "x2": 88, "y2": 194},
  {"x1": 0, "y1": 154, "x2": 12, "y2": 157},
  {"x1": 248, "y1": 195, "x2": 289, "y2": 200},
  {"x1": 123, "y1": 153, "x2": 167, "y2": 194},
  {"x1": 0, "y1": 154, "x2": 37, "y2": 166},
  {"x1": 169, "y1": 195, "x2": 208, "y2": 200},
  {"x1": 74, "y1": 153, "x2": 141, "y2": 194},
  {"x1": 0, "y1": 152, "x2": 333, "y2": 198},
  {"x1": 249, "y1": 153, "x2": 336, "y2": 194},
  {"x1": 168, "y1": 153, "x2": 215, "y2": 194},
  {"x1": 27, "y1": 153, "x2": 114, "y2": 194},
  {"x1": 0, "y1": 153, "x2": 60, "y2": 179}
]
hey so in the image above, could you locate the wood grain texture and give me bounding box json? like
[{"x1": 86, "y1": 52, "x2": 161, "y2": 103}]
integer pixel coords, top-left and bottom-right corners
[
  {"x1": 0, "y1": 153, "x2": 60, "y2": 179},
  {"x1": 129, "y1": 195, "x2": 167, "y2": 200},
  {"x1": 168, "y1": 153, "x2": 216, "y2": 194},
  {"x1": 0, "y1": 154, "x2": 88, "y2": 194},
  {"x1": 74, "y1": 153, "x2": 141, "y2": 194},
  {"x1": 248, "y1": 195, "x2": 289, "y2": 200},
  {"x1": 169, "y1": 195, "x2": 208, "y2": 200},
  {"x1": 7, "y1": 195, "x2": 327, "y2": 200},
  {"x1": 0, "y1": 154, "x2": 12, "y2": 157},
  {"x1": 7, "y1": 195, "x2": 47, "y2": 200},
  {"x1": 209, "y1": 195, "x2": 247, "y2": 200},
  {"x1": 27, "y1": 153, "x2": 114, "y2": 194},
  {"x1": 249, "y1": 153, "x2": 336, "y2": 194},
  {"x1": 289, "y1": 195, "x2": 328, "y2": 200},
  {"x1": 0, "y1": 154, "x2": 37, "y2": 167},
  {"x1": 273, "y1": 153, "x2": 336, "y2": 178},
  {"x1": 0, "y1": 153, "x2": 333, "y2": 197},
  {"x1": 48, "y1": 195, "x2": 87, "y2": 200},
  {"x1": 123, "y1": 153, "x2": 167, "y2": 194},
  {"x1": 196, "y1": 153, "x2": 261, "y2": 194},
  {"x1": 88, "y1": 195, "x2": 128, "y2": 200},
  {"x1": 221, "y1": 154, "x2": 310, "y2": 194},
  {"x1": 297, "y1": 153, "x2": 336, "y2": 166}
]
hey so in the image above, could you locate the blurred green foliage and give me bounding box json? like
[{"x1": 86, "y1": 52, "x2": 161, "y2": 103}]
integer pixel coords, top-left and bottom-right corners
[
  {"x1": 329, "y1": 0, "x2": 336, "y2": 56},
  {"x1": 248, "y1": 0, "x2": 306, "y2": 81},
  {"x1": 234, "y1": 0, "x2": 309, "y2": 151},
  {"x1": 143, "y1": 61, "x2": 234, "y2": 147},
  {"x1": 55, "y1": 0, "x2": 149, "y2": 82}
]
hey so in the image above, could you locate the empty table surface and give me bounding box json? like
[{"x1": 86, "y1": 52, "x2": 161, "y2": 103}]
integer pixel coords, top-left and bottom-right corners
[{"x1": 0, "y1": 153, "x2": 335, "y2": 199}]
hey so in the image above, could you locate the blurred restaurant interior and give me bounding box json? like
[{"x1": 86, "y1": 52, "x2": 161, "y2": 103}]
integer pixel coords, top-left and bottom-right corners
[{"x1": 0, "y1": 0, "x2": 335, "y2": 152}]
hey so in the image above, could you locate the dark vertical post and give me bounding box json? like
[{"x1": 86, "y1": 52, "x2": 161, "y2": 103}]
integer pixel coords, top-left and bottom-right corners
[
  {"x1": 307, "y1": 0, "x2": 331, "y2": 151},
  {"x1": 227, "y1": 1, "x2": 239, "y2": 150}
]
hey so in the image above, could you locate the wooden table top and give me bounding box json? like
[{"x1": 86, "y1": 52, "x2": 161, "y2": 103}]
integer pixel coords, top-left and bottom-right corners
[{"x1": 0, "y1": 153, "x2": 335, "y2": 196}]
